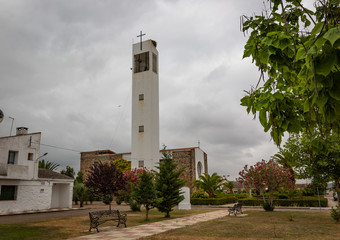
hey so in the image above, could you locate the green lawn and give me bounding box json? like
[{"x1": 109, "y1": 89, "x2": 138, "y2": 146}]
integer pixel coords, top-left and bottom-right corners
[
  {"x1": 0, "y1": 209, "x2": 213, "y2": 240},
  {"x1": 143, "y1": 210, "x2": 340, "y2": 240},
  {"x1": 1, "y1": 209, "x2": 339, "y2": 240}
]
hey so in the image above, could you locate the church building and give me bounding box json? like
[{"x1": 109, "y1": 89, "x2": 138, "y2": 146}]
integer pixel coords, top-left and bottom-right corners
[{"x1": 80, "y1": 37, "x2": 208, "y2": 190}]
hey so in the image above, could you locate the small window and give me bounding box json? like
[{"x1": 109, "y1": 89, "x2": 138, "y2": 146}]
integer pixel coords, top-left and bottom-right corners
[
  {"x1": 139, "y1": 125, "x2": 144, "y2": 132},
  {"x1": 152, "y1": 53, "x2": 158, "y2": 73},
  {"x1": 197, "y1": 162, "x2": 203, "y2": 176},
  {"x1": 0, "y1": 186, "x2": 17, "y2": 200},
  {"x1": 134, "y1": 52, "x2": 149, "y2": 73},
  {"x1": 138, "y1": 161, "x2": 144, "y2": 168},
  {"x1": 139, "y1": 94, "x2": 144, "y2": 101},
  {"x1": 8, "y1": 151, "x2": 18, "y2": 165},
  {"x1": 28, "y1": 153, "x2": 34, "y2": 161}
]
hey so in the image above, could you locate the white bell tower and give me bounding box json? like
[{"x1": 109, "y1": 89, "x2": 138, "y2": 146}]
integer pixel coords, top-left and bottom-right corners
[{"x1": 131, "y1": 33, "x2": 160, "y2": 170}]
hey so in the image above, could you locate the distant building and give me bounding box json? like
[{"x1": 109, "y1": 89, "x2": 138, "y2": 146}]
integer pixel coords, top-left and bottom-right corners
[
  {"x1": 80, "y1": 147, "x2": 208, "y2": 191},
  {"x1": 0, "y1": 127, "x2": 73, "y2": 214}
]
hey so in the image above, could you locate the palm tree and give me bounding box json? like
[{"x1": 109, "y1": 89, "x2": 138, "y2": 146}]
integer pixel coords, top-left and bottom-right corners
[
  {"x1": 224, "y1": 181, "x2": 234, "y2": 194},
  {"x1": 194, "y1": 173, "x2": 222, "y2": 198},
  {"x1": 272, "y1": 152, "x2": 296, "y2": 182},
  {"x1": 38, "y1": 159, "x2": 60, "y2": 171}
]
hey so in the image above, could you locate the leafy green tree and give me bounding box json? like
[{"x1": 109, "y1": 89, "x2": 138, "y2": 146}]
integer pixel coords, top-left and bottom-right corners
[
  {"x1": 85, "y1": 161, "x2": 126, "y2": 211},
  {"x1": 60, "y1": 166, "x2": 75, "y2": 178},
  {"x1": 38, "y1": 159, "x2": 59, "y2": 171},
  {"x1": 112, "y1": 158, "x2": 131, "y2": 172},
  {"x1": 241, "y1": 0, "x2": 340, "y2": 146},
  {"x1": 155, "y1": 151, "x2": 186, "y2": 218},
  {"x1": 280, "y1": 131, "x2": 340, "y2": 220},
  {"x1": 75, "y1": 171, "x2": 84, "y2": 183},
  {"x1": 132, "y1": 171, "x2": 158, "y2": 220},
  {"x1": 194, "y1": 173, "x2": 222, "y2": 198},
  {"x1": 73, "y1": 182, "x2": 88, "y2": 207}
]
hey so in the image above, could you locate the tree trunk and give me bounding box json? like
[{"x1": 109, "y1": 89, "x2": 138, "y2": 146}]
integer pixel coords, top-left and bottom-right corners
[
  {"x1": 336, "y1": 179, "x2": 340, "y2": 223},
  {"x1": 146, "y1": 206, "x2": 149, "y2": 221},
  {"x1": 269, "y1": 190, "x2": 274, "y2": 207},
  {"x1": 165, "y1": 211, "x2": 170, "y2": 218}
]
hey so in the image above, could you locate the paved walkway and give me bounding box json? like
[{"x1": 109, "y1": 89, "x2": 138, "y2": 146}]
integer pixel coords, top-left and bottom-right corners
[{"x1": 69, "y1": 210, "x2": 234, "y2": 240}]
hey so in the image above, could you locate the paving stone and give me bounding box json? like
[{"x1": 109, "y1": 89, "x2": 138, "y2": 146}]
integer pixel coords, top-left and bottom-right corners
[{"x1": 68, "y1": 210, "x2": 228, "y2": 240}]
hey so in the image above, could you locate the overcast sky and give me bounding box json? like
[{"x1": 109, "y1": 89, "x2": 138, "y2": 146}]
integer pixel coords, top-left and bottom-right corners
[{"x1": 0, "y1": 0, "x2": 315, "y2": 180}]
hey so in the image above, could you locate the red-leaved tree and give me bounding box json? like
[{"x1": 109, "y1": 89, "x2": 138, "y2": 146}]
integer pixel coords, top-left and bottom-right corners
[
  {"x1": 238, "y1": 159, "x2": 295, "y2": 210},
  {"x1": 85, "y1": 161, "x2": 126, "y2": 211}
]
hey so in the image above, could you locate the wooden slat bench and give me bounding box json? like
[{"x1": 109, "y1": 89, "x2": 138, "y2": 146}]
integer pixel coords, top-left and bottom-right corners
[{"x1": 89, "y1": 210, "x2": 127, "y2": 232}]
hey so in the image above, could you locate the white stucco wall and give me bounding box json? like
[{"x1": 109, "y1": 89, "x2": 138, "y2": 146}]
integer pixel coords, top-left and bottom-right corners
[
  {"x1": 131, "y1": 40, "x2": 160, "y2": 170},
  {"x1": 0, "y1": 179, "x2": 73, "y2": 213},
  {"x1": 0, "y1": 180, "x2": 51, "y2": 213},
  {"x1": 195, "y1": 148, "x2": 205, "y2": 180},
  {"x1": 0, "y1": 132, "x2": 41, "y2": 180},
  {"x1": 51, "y1": 182, "x2": 73, "y2": 208}
]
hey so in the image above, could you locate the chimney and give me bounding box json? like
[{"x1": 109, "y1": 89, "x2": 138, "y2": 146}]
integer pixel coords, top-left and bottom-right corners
[{"x1": 16, "y1": 127, "x2": 28, "y2": 135}]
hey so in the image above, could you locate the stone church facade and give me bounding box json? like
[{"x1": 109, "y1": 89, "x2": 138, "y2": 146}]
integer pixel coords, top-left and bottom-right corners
[{"x1": 80, "y1": 147, "x2": 208, "y2": 191}]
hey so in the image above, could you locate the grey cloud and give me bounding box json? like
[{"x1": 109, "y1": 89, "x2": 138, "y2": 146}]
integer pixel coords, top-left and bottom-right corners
[{"x1": 0, "y1": 0, "x2": 282, "y2": 177}]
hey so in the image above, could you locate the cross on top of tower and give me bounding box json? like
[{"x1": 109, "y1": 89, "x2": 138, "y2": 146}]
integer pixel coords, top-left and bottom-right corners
[{"x1": 137, "y1": 31, "x2": 146, "y2": 50}]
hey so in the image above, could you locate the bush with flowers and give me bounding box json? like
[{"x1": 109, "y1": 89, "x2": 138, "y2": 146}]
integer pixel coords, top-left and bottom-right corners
[{"x1": 238, "y1": 159, "x2": 295, "y2": 211}]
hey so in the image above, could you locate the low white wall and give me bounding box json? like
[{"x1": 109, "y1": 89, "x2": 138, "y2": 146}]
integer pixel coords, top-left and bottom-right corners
[{"x1": 0, "y1": 180, "x2": 52, "y2": 214}]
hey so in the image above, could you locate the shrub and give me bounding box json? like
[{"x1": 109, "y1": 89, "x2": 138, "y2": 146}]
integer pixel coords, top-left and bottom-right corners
[
  {"x1": 278, "y1": 194, "x2": 289, "y2": 199},
  {"x1": 238, "y1": 197, "x2": 328, "y2": 207},
  {"x1": 191, "y1": 196, "x2": 237, "y2": 205},
  {"x1": 263, "y1": 201, "x2": 275, "y2": 211},
  {"x1": 238, "y1": 198, "x2": 263, "y2": 206},
  {"x1": 234, "y1": 193, "x2": 248, "y2": 199},
  {"x1": 302, "y1": 188, "x2": 315, "y2": 196},
  {"x1": 129, "y1": 200, "x2": 141, "y2": 211},
  {"x1": 331, "y1": 206, "x2": 340, "y2": 222},
  {"x1": 191, "y1": 189, "x2": 209, "y2": 198}
]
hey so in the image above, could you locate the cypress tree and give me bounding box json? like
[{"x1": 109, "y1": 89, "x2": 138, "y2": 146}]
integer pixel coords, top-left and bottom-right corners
[
  {"x1": 132, "y1": 171, "x2": 157, "y2": 221},
  {"x1": 155, "y1": 151, "x2": 186, "y2": 218}
]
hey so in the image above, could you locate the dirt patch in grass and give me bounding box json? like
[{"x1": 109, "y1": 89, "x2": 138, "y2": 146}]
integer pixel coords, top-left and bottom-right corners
[{"x1": 142, "y1": 210, "x2": 340, "y2": 240}]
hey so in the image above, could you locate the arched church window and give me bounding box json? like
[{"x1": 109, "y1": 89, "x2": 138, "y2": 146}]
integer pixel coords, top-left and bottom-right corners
[{"x1": 197, "y1": 161, "x2": 202, "y2": 176}]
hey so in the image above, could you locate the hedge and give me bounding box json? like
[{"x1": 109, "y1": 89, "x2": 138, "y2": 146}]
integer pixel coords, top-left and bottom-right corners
[
  {"x1": 238, "y1": 197, "x2": 328, "y2": 207},
  {"x1": 191, "y1": 196, "x2": 237, "y2": 205}
]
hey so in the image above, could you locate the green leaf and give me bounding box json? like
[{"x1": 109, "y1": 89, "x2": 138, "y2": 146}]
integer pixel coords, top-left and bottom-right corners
[
  {"x1": 310, "y1": 22, "x2": 324, "y2": 36},
  {"x1": 259, "y1": 109, "x2": 267, "y2": 128},
  {"x1": 273, "y1": 92, "x2": 284, "y2": 100},
  {"x1": 303, "y1": 99, "x2": 310, "y2": 113},
  {"x1": 315, "y1": 94, "x2": 328, "y2": 109},
  {"x1": 288, "y1": 120, "x2": 301, "y2": 133},
  {"x1": 323, "y1": 27, "x2": 340, "y2": 46},
  {"x1": 295, "y1": 47, "x2": 306, "y2": 61},
  {"x1": 315, "y1": 37, "x2": 327, "y2": 49},
  {"x1": 278, "y1": 38, "x2": 292, "y2": 50},
  {"x1": 329, "y1": 74, "x2": 340, "y2": 101},
  {"x1": 314, "y1": 51, "x2": 336, "y2": 76}
]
